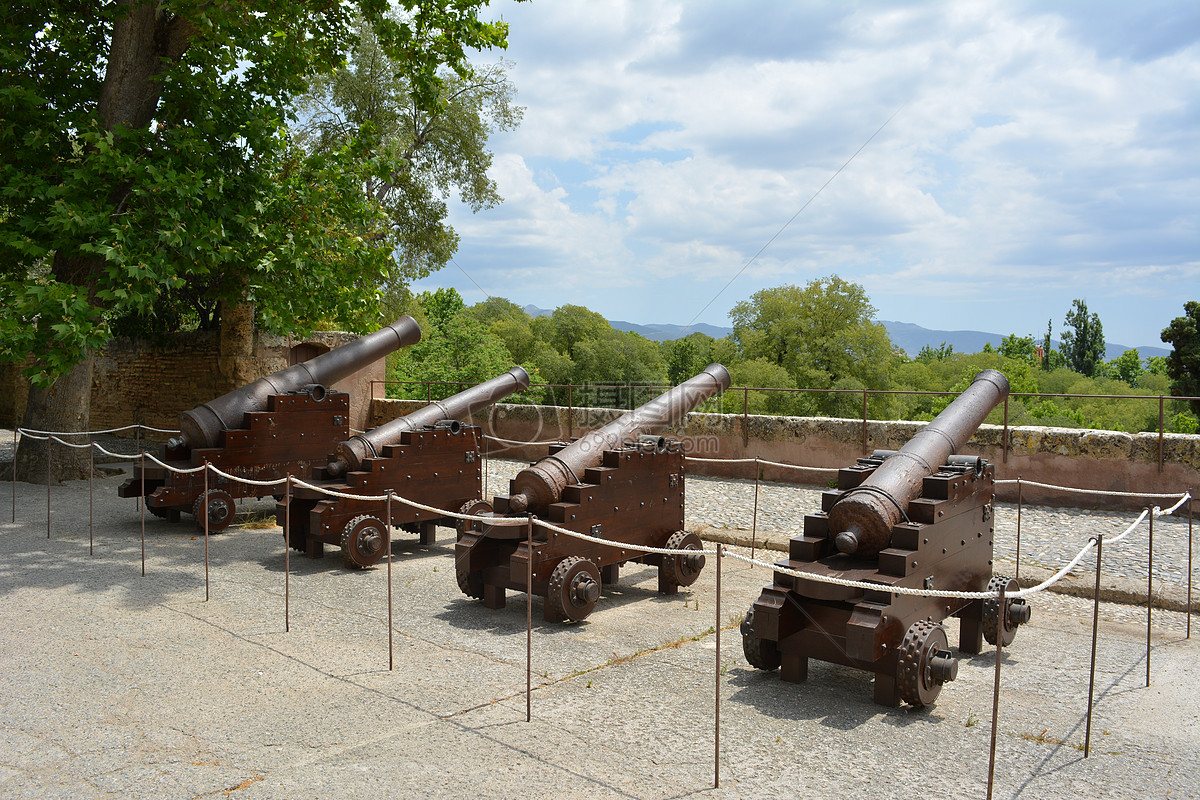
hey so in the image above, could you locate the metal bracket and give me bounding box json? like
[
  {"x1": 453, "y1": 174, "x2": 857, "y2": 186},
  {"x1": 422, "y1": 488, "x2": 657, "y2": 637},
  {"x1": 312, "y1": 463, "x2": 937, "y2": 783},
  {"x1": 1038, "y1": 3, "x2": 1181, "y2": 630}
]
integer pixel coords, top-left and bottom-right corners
[
  {"x1": 590, "y1": 524, "x2": 603, "y2": 537},
  {"x1": 465, "y1": 451, "x2": 476, "y2": 463}
]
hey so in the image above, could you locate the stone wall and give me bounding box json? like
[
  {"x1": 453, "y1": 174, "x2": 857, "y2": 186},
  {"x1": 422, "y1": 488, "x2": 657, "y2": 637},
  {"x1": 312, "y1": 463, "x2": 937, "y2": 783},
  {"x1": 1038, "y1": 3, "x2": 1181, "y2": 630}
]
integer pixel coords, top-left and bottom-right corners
[
  {"x1": 370, "y1": 399, "x2": 1200, "y2": 513},
  {"x1": 6, "y1": 329, "x2": 383, "y2": 436}
]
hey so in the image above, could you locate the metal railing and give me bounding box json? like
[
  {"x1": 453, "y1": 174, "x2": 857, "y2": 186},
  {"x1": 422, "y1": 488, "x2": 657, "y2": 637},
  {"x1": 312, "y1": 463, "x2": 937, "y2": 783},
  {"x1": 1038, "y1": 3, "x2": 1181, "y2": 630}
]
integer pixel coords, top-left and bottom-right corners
[{"x1": 371, "y1": 379, "x2": 1200, "y2": 473}]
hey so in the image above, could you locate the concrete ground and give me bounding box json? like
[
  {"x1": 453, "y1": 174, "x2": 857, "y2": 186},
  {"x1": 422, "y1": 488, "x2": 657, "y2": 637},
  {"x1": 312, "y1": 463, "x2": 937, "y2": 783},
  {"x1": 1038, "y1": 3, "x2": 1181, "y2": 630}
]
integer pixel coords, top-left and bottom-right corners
[{"x1": 1, "y1": 474, "x2": 1198, "y2": 799}]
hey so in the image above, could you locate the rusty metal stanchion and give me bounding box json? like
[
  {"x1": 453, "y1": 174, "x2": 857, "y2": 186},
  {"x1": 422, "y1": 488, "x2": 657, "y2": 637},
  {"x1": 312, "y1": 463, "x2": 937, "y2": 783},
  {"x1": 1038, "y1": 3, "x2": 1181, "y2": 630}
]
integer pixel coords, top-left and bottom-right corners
[
  {"x1": 284, "y1": 474, "x2": 291, "y2": 633},
  {"x1": 567, "y1": 385, "x2": 574, "y2": 440},
  {"x1": 1002, "y1": 397, "x2": 1009, "y2": 464},
  {"x1": 1084, "y1": 535, "x2": 1103, "y2": 758},
  {"x1": 88, "y1": 442, "x2": 94, "y2": 556},
  {"x1": 203, "y1": 461, "x2": 210, "y2": 598},
  {"x1": 483, "y1": 433, "x2": 490, "y2": 500},
  {"x1": 742, "y1": 388, "x2": 749, "y2": 448},
  {"x1": 986, "y1": 583, "x2": 1005, "y2": 800},
  {"x1": 750, "y1": 458, "x2": 760, "y2": 564},
  {"x1": 46, "y1": 438, "x2": 51, "y2": 539},
  {"x1": 140, "y1": 448, "x2": 146, "y2": 576},
  {"x1": 714, "y1": 543, "x2": 723, "y2": 790},
  {"x1": 526, "y1": 514, "x2": 534, "y2": 723},
  {"x1": 1146, "y1": 506, "x2": 1154, "y2": 687},
  {"x1": 1015, "y1": 477, "x2": 1023, "y2": 581},
  {"x1": 11, "y1": 427, "x2": 16, "y2": 523},
  {"x1": 387, "y1": 489, "x2": 394, "y2": 671},
  {"x1": 135, "y1": 425, "x2": 141, "y2": 512},
  {"x1": 860, "y1": 390, "x2": 868, "y2": 454},
  {"x1": 1188, "y1": 493, "x2": 1194, "y2": 639}
]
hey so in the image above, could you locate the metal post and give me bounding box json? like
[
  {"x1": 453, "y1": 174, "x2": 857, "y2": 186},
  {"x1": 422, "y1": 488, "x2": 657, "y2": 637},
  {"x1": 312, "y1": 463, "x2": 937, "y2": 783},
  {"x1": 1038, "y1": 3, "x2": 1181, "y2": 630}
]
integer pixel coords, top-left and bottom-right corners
[
  {"x1": 1146, "y1": 506, "x2": 1154, "y2": 687},
  {"x1": 284, "y1": 475, "x2": 291, "y2": 633},
  {"x1": 140, "y1": 448, "x2": 146, "y2": 576},
  {"x1": 1158, "y1": 396, "x2": 1164, "y2": 473},
  {"x1": 46, "y1": 438, "x2": 51, "y2": 539},
  {"x1": 88, "y1": 443, "x2": 94, "y2": 556},
  {"x1": 742, "y1": 388, "x2": 749, "y2": 448},
  {"x1": 11, "y1": 427, "x2": 17, "y2": 523},
  {"x1": 1188, "y1": 492, "x2": 1194, "y2": 639},
  {"x1": 526, "y1": 514, "x2": 534, "y2": 723},
  {"x1": 751, "y1": 458, "x2": 760, "y2": 564},
  {"x1": 135, "y1": 426, "x2": 141, "y2": 511},
  {"x1": 1002, "y1": 397, "x2": 1009, "y2": 464},
  {"x1": 203, "y1": 461, "x2": 210, "y2": 598},
  {"x1": 1015, "y1": 478, "x2": 1023, "y2": 581},
  {"x1": 986, "y1": 583, "x2": 1005, "y2": 800},
  {"x1": 861, "y1": 390, "x2": 868, "y2": 454},
  {"x1": 387, "y1": 489, "x2": 394, "y2": 671},
  {"x1": 1085, "y1": 535, "x2": 1103, "y2": 757},
  {"x1": 714, "y1": 543, "x2": 722, "y2": 789},
  {"x1": 483, "y1": 433, "x2": 490, "y2": 499}
]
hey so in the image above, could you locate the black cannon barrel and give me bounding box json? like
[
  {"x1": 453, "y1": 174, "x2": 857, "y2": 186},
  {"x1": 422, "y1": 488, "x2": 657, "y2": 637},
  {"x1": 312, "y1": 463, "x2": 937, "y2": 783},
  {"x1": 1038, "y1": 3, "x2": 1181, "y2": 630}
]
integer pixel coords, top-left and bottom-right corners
[
  {"x1": 828, "y1": 368, "x2": 1009, "y2": 557},
  {"x1": 178, "y1": 316, "x2": 422, "y2": 450},
  {"x1": 327, "y1": 366, "x2": 531, "y2": 476},
  {"x1": 506, "y1": 363, "x2": 731, "y2": 514}
]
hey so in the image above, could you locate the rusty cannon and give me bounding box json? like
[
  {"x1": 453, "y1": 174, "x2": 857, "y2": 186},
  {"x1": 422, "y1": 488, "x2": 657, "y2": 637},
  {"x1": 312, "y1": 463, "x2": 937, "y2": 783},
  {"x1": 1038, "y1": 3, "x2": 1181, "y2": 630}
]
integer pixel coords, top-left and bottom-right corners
[
  {"x1": 118, "y1": 316, "x2": 421, "y2": 531},
  {"x1": 280, "y1": 366, "x2": 530, "y2": 569},
  {"x1": 456, "y1": 363, "x2": 730, "y2": 622},
  {"x1": 741, "y1": 369, "x2": 1030, "y2": 707}
]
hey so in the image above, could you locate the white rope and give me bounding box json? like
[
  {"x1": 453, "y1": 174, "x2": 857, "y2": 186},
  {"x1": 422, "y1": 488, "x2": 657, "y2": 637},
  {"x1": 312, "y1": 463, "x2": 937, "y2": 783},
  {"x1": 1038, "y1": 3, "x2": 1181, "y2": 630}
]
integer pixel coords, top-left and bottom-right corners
[
  {"x1": 18, "y1": 424, "x2": 178, "y2": 436},
  {"x1": 755, "y1": 458, "x2": 839, "y2": 473},
  {"x1": 482, "y1": 434, "x2": 562, "y2": 447},
  {"x1": 205, "y1": 462, "x2": 288, "y2": 488},
  {"x1": 142, "y1": 451, "x2": 207, "y2": 474},
  {"x1": 90, "y1": 444, "x2": 142, "y2": 461},
  {"x1": 287, "y1": 477, "x2": 528, "y2": 526},
  {"x1": 995, "y1": 478, "x2": 1186, "y2": 500}
]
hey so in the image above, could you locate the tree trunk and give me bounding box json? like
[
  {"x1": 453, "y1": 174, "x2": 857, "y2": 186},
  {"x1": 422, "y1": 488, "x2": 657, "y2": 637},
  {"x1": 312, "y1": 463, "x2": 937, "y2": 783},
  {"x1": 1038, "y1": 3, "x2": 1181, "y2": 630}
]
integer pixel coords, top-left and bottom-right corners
[{"x1": 15, "y1": 354, "x2": 95, "y2": 484}]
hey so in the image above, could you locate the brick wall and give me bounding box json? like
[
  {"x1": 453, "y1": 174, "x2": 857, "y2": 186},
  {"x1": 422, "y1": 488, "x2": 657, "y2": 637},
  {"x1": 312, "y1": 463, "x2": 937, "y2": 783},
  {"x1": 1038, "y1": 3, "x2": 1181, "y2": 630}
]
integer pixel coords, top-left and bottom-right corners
[{"x1": 4, "y1": 330, "x2": 382, "y2": 436}]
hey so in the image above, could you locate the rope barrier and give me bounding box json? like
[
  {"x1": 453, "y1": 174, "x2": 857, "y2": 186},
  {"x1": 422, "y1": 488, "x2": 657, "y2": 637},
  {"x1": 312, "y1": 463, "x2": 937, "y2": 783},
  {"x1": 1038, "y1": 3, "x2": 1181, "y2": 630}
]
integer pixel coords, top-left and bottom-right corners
[
  {"x1": 17, "y1": 424, "x2": 179, "y2": 436},
  {"x1": 483, "y1": 434, "x2": 563, "y2": 447},
  {"x1": 994, "y1": 478, "x2": 1186, "y2": 500}
]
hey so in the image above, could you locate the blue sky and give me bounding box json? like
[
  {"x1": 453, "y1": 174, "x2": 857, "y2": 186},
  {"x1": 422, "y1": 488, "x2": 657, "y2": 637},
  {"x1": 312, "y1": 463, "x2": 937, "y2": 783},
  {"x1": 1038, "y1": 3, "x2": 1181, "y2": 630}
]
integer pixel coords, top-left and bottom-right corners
[{"x1": 413, "y1": 0, "x2": 1199, "y2": 350}]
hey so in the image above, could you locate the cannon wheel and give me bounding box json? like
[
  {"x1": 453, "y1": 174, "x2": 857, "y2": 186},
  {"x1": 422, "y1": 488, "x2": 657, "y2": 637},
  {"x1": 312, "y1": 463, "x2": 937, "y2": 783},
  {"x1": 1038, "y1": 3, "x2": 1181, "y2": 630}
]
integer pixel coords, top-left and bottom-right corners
[
  {"x1": 897, "y1": 619, "x2": 954, "y2": 708},
  {"x1": 456, "y1": 561, "x2": 485, "y2": 599},
  {"x1": 546, "y1": 556, "x2": 601, "y2": 622},
  {"x1": 983, "y1": 575, "x2": 1029, "y2": 647},
  {"x1": 192, "y1": 489, "x2": 235, "y2": 533},
  {"x1": 455, "y1": 499, "x2": 493, "y2": 539},
  {"x1": 741, "y1": 606, "x2": 781, "y2": 671},
  {"x1": 659, "y1": 531, "x2": 706, "y2": 592},
  {"x1": 341, "y1": 515, "x2": 388, "y2": 570}
]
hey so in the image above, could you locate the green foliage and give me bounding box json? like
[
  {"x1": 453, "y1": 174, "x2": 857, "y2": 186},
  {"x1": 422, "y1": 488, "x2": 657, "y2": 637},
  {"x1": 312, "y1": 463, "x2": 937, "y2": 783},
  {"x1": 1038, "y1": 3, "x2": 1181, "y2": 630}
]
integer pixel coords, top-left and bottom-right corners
[
  {"x1": 1000, "y1": 334, "x2": 1038, "y2": 366},
  {"x1": 1160, "y1": 300, "x2": 1200, "y2": 415},
  {"x1": 729, "y1": 276, "x2": 896, "y2": 414},
  {"x1": 0, "y1": 1, "x2": 511, "y2": 386},
  {"x1": 917, "y1": 342, "x2": 954, "y2": 363},
  {"x1": 1106, "y1": 349, "x2": 1144, "y2": 385},
  {"x1": 1060, "y1": 299, "x2": 1105, "y2": 377}
]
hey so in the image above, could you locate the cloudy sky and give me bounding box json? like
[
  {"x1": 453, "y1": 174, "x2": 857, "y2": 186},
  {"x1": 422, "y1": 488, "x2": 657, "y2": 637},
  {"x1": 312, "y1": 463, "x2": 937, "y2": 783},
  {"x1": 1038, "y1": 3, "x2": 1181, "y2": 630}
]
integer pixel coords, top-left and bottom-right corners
[{"x1": 413, "y1": 0, "x2": 1199, "y2": 349}]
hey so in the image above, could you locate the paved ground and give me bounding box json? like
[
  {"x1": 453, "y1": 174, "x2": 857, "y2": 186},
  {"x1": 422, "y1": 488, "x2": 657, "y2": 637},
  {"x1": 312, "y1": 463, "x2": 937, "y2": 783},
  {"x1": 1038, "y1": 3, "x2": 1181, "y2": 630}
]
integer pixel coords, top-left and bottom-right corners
[{"x1": 2, "y1": 472, "x2": 1198, "y2": 799}]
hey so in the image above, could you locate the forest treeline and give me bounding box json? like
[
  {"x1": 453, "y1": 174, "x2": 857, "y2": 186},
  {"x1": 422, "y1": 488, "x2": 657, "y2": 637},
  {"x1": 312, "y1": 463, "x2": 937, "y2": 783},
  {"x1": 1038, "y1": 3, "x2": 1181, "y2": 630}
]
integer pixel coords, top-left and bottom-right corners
[{"x1": 387, "y1": 277, "x2": 1200, "y2": 435}]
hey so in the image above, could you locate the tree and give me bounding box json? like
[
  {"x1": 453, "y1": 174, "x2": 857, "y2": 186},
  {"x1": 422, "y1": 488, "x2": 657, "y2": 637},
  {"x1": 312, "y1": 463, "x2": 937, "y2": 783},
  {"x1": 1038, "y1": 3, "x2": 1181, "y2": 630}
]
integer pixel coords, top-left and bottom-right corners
[
  {"x1": 665, "y1": 333, "x2": 716, "y2": 385},
  {"x1": 0, "y1": 2, "x2": 511, "y2": 481},
  {"x1": 1060, "y1": 299, "x2": 1105, "y2": 377},
  {"x1": 999, "y1": 334, "x2": 1038, "y2": 366},
  {"x1": 1161, "y1": 300, "x2": 1200, "y2": 415},
  {"x1": 1106, "y1": 349, "x2": 1143, "y2": 386},
  {"x1": 1041, "y1": 319, "x2": 1065, "y2": 371},
  {"x1": 916, "y1": 342, "x2": 954, "y2": 363},
  {"x1": 297, "y1": 19, "x2": 522, "y2": 292},
  {"x1": 729, "y1": 277, "x2": 896, "y2": 411}
]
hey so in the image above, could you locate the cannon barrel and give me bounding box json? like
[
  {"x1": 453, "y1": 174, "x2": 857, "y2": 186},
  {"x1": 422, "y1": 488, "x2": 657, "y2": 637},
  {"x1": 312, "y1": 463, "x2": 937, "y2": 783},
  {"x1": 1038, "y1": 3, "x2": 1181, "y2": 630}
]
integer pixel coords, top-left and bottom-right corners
[
  {"x1": 829, "y1": 368, "x2": 1009, "y2": 557},
  {"x1": 177, "y1": 316, "x2": 422, "y2": 451},
  {"x1": 507, "y1": 363, "x2": 731, "y2": 514},
  {"x1": 327, "y1": 366, "x2": 531, "y2": 477}
]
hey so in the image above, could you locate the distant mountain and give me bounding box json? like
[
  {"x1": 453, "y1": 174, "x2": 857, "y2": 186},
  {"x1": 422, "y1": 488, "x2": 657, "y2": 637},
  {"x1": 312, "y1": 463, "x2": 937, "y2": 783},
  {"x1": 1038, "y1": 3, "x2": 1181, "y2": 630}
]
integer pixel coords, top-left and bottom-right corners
[
  {"x1": 520, "y1": 305, "x2": 1167, "y2": 360},
  {"x1": 609, "y1": 320, "x2": 734, "y2": 341},
  {"x1": 878, "y1": 320, "x2": 1169, "y2": 361}
]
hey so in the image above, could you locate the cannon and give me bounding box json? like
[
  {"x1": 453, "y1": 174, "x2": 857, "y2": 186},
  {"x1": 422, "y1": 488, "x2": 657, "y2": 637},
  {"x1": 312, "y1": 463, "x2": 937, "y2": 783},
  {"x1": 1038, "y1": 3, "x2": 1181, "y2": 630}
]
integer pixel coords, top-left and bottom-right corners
[
  {"x1": 118, "y1": 316, "x2": 421, "y2": 531},
  {"x1": 456, "y1": 364, "x2": 730, "y2": 622},
  {"x1": 279, "y1": 367, "x2": 530, "y2": 569},
  {"x1": 741, "y1": 369, "x2": 1031, "y2": 707}
]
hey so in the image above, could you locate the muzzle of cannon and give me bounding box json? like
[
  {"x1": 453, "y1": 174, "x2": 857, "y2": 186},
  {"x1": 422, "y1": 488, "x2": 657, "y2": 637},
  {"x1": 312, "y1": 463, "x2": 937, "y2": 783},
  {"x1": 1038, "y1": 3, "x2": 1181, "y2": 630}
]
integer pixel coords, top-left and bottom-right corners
[
  {"x1": 829, "y1": 368, "x2": 1009, "y2": 557},
  {"x1": 176, "y1": 315, "x2": 422, "y2": 451},
  {"x1": 325, "y1": 366, "x2": 531, "y2": 478},
  {"x1": 505, "y1": 363, "x2": 731, "y2": 514}
]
